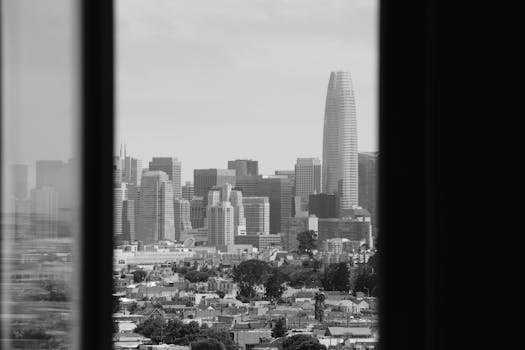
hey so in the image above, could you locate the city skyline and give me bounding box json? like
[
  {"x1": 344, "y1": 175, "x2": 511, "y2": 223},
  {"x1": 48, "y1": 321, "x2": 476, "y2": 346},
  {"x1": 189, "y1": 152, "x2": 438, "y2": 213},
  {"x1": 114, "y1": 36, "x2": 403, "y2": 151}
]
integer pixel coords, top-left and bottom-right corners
[{"x1": 117, "y1": 0, "x2": 378, "y2": 183}]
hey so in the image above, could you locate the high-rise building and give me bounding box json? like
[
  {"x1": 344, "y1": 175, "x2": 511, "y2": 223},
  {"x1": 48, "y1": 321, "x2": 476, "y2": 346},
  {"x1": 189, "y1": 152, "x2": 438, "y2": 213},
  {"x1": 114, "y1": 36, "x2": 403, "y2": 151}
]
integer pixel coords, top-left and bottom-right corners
[
  {"x1": 284, "y1": 216, "x2": 318, "y2": 252},
  {"x1": 137, "y1": 171, "x2": 175, "y2": 243},
  {"x1": 235, "y1": 175, "x2": 262, "y2": 197},
  {"x1": 322, "y1": 71, "x2": 359, "y2": 213},
  {"x1": 292, "y1": 196, "x2": 309, "y2": 218},
  {"x1": 358, "y1": 152, "x2": 378, "y2": 225},
  {"x1": 258, "y1": 176, "x2": 293, "y2": 234},
  {"x1": 230, "y1": 188, "x2": 247, "y2": 235},
  {"x1": 295, "y1": 158, "x2": 321, "y2": 198},
  {"x1": 11, "y1": 164, "x2": 28, "y2": 199},
  {"x1": 318, "y1": 216, "x2": 372, "y2": 248},
  {"x1": 243, "y1": 197, "x2": 270, "y2": 235},
  {"x1": 182, "y1": 181, "x2": 194, "y2": 201},
  {"x1": 194, "y1": 169, "x2": 236, "y2": 199},
  {"x1": 190, "y1": 196, "x2": 206, "y2": 229},
  {"x1": 228, "y1": 159, "x2": 259, "y2": 177},
  {"x1": 123, "y1": 156, "x2": 142, "y2": 187},
  {"x1": 309, "y1": 193, "x2": 337, "y2": 218},
  {"x1": 122, "y1": 199, "x2": 135, "y2": 242},
  {"x1": 148, "y1": 157, "x2": 182, "y2": 198},
  {"x1": 30, "y1": 186, "x2": 59, "y2": 239},
  {"x1": 174, "y1": 198, "x2": 192, "y2": 241},
  {"x1": 207, "y1": 202, "x2": 234, "y2": 247},
  {"x1": 114, "y1": 184, "x2": 127, "y2": 240}
]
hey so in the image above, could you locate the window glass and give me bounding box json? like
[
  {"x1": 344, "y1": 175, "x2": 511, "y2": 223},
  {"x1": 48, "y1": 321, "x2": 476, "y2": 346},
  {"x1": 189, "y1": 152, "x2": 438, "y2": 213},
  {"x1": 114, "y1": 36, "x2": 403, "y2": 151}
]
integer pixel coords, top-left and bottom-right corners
[{"x1": 1, "y1": 0, "x2": 81, "y2": 348}]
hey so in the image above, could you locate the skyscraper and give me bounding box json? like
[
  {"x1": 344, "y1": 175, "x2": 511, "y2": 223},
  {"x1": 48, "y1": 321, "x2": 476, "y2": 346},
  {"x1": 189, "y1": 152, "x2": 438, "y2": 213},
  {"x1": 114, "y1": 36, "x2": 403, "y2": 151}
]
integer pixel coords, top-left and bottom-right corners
[
  {"x1": 322, "y1": 71, "x2": 359, "y2": 213},
  {"x1": 243, "y1": 197, "x2": 270, "y2": 235},
  {"x1": 149, "y1": 157, "x2": 182, "y2": 199},
  {"x1": 295, "y1": 158, "x2": 322, "y2": 198},
  {"x1": 174, "y1": 198, "x2": 193, "y2": 241},
  {"x1": 228, "y1": 159, "x2": 258, "y2": 177},
  {"x1": 193, "y1": 169, "x2": 236, "y2": 199},
  {"x1": 137, "y1": 171, "x2": 175, "y2": 243},
  {"x1": 358, "y1": 152, "x2": 378, "y2": 225},
  {"x1": 182, "y1": 181, "x2": 194, "y2": 201},
  {"x1": 258, "y1": 176, "x2": 293, "y2": 234},
  {"x1": 230, "y1": 188, "x2": 247, "y2": 235},
  {"x1": 207, "y1": 202, "x2": 234, "y2": 247}
]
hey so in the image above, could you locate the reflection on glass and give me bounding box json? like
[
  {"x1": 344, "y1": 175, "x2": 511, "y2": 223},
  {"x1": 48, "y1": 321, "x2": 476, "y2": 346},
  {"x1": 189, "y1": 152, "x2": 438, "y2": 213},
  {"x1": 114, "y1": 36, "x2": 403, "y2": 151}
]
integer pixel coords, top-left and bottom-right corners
[{"x1": 1, "y1": 0, "x2": 80, "y2": 349}]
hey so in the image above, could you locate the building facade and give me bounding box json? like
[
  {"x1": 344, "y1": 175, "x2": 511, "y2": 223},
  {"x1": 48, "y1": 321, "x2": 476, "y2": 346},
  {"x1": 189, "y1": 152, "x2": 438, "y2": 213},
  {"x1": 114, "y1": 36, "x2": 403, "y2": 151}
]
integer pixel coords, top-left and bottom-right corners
[
  {"x1": 309, "y1": 193, "x2": 337, "y2": 218},
  {"x1": 243, "y1": 197, "x2": 270, "y2": 235},
  {"x1": 294, "y1": 158, "x2": 322, "y2": 199},
  {"x1": 194, "y1": 169, "x2": 236, "y2": 199},
  {"x1": 228, "y1": 159, "x2": 259, "y2": 177},
  {"x1": 182, "y1": 181, "x2": 194, "y2": 201},
  {"x1": 148, "y1": 157, "x2": 182, "y2": 199},
  {"x1": 358, "y1": 152, "x2": 378, "y2": 226},
  {"x1": 174, "y1": 198, "x2": 193, "y2": 241},
  {"x1": 258, "y1": 176, "x2": 294, "y2": 234},
  {"x1": 137, "y1": 171, "x2": 175, "y2": 243}
]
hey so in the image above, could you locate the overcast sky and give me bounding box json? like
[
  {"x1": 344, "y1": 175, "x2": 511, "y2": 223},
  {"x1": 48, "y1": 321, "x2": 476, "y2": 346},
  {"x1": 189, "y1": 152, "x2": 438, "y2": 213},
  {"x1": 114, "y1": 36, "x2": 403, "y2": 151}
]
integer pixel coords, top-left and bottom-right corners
[{"x1": 117, "y1": 0, "x2": 378, "y2": 183}]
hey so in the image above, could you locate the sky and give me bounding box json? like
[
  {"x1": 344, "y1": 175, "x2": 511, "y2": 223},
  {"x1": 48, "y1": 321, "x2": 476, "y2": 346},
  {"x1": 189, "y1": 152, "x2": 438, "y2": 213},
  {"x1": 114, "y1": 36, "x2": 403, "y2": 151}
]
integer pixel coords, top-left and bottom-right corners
[{"x1": 116, "y1": 0, "x2": 378, "y2": 183}]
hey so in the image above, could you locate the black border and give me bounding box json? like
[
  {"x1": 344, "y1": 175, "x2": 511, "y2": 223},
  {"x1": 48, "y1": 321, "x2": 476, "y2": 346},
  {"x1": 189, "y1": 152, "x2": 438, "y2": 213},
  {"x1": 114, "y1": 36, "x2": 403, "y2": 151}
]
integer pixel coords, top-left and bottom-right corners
[
  {"x1": 378, "y1": 0, "x2": 443, "y2": 349},
  {"x1": 81, "y1": 1, "x2": 114, "y2": 349}
]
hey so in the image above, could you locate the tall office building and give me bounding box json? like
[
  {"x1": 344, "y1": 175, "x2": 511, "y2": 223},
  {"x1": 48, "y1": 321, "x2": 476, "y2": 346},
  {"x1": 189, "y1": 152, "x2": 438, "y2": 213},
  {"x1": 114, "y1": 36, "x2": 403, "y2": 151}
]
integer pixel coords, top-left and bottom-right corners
[
  {"x1": 30, "y1": 186, "x2": 59, "y2": 239},
  {"x1": 182, "y1": 181, "x2": 194, "y2": 201},
  {"x1": 228, "y1": 159, "x2": 258, "y2": 177},
  {"x1": 113, "y1": 184, "x2": 127, "y2": 240},
  {"x1": 10, "y1": 164, "x2": 28, "y2": 199},
  {"x1": 137, "y1": 171, "x2": 175, "y2": 243},
  {"x1": 235, "y1": 175, "x2": 262, "y2": 197},
  {"x1": 123, "y1": 156, "x2": 142, "y2": 187},
  {"x1": 258, "y1": 176, "x2": 294, "y2": 234},
  {"x1": 190, "y1": 196, "x2": 206, "y2": 229},
  {"x1": 295, "y1": 158, "x2": 322, "y2": 198},
  {"x1": 243, "y1": 197, "x2": 270, "y2": 235},
  {"x1": 207, "y1": 201, "x2": 234, "y2": 247},
  {"x1": 148, "y1": 157, "x2": 182, "y2": 199},
  {"x1": 122, "y1": 199, "x2": 135, "y2": 242},
  {"x1": 358, "y1": 152, "x2": 378, "y2": 225},
  {"x1": 174, "y1": 198, "x2": 192, "y2": 241},
  {"x1": 194, "y1": 169, "x2": 236, "y2": 199},
  {"x1": 230, "y1": 188, "x2": 247, "y2": 235},
  {"x1": 322, "y1": 71, "x2": 359, "y2": 213},
  {"x1": 309, "y1": 193, "x2": 337, "y2": 218}
]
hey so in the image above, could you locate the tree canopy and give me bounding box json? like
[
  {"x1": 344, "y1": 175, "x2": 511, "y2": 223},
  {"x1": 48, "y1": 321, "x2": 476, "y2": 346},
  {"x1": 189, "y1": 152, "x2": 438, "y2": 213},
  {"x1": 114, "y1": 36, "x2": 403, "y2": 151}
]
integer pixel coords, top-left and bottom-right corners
[
  {"x1": 321, "y1": 263, "x2": 351, "y2": 292},
  {"x1": 283, "y1": 334, "x2": 321, "y2": 350},
  {"x1": 296, "y1": 230, "x2": 317, "y2": 257},
  {"x1": 232, "y1": 260, "x2": 271, "y2": 299}
]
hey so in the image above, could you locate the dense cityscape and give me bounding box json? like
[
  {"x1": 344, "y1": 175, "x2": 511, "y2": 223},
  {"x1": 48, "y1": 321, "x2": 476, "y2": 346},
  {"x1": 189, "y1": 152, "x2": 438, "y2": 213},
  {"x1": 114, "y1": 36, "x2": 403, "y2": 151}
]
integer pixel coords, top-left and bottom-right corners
[
  {"x1": 110, "y1": 71, "x2": 379, "y2": 349},
  {"x1": 4, "y1": 71, "x2": 377, "y2": 349}
]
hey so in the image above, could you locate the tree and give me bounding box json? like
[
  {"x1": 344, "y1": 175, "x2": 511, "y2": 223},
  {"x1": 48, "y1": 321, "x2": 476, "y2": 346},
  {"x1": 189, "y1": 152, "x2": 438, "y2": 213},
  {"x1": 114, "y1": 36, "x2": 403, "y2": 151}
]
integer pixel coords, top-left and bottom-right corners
[
  {"x1": 265, "y1": 269, "x2": 287, "y2": 301},
  {"x1": 135, "y1": 317, "x2": 164, "y2": 343},
  {"x1": 321, "y1": 263, "x2": 350, "y2": 292},
  {"x1": 296, "y1": 341, "x2": 327, "y2": 350},
  {"x1": 283, "y1": 335, "x2": 320, "y2": 350},
  {"x1": 232, "y1": 259, "x2": 271, "y2": 299},
  {"x1": 191, "y1": 338, "x2": 227, "y2": 350},
  {"x1": 133, "y1": 270, "x2": 148, "y2": 283},
  {"x1": 296, "y1": 230, "x2": 317, "y2": 257},
  {"x1": 271, "y1": 318, "x2": 287, "y2": 338}
]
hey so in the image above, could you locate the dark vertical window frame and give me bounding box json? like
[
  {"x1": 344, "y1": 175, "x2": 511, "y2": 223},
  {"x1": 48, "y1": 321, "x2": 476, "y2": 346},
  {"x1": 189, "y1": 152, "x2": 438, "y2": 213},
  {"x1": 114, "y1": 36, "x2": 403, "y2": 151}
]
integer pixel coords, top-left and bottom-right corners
[
  {"x1": 378, "y1": 0, "x2": 442, "y2": 349},
  {"x1": 81, "y1": 0, "x2": 114, "y2": 349}
]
